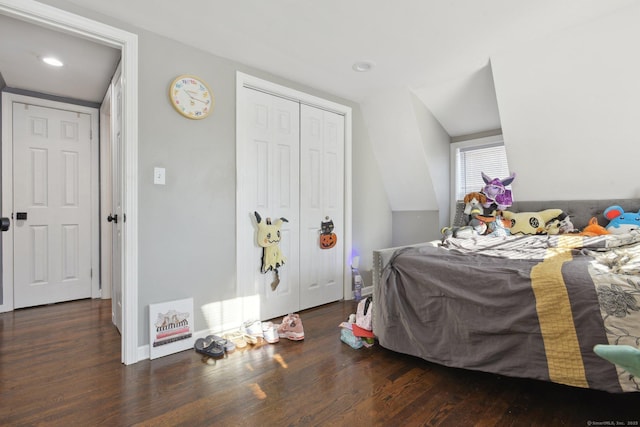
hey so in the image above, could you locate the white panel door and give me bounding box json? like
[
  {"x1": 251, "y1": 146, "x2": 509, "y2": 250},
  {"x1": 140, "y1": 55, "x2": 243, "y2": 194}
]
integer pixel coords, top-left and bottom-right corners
[
  {"x1": 12, "y1": 103, "x2": 92, "y2": 308},
  {"x1": 299, "y1": 105, "x2": 344, "y2": 310},
  {"x1": 240, "y1": 88, "x2": 300, "y2": 321},
  {"x1": 111, "y1": 71, "x2": 124, "y2": 333}
]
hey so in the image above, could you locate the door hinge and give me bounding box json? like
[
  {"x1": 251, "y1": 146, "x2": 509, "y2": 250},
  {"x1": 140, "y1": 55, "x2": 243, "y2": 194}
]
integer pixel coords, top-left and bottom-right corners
[{"x1": 90, "y1": 268, "x2": 93, "y2": 279}]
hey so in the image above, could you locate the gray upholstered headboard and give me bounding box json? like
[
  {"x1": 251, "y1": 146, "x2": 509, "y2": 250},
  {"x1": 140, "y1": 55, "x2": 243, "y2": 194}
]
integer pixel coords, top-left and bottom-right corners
[{"x1": 453, "y1": 199, "x2": 640, "y2": 230}]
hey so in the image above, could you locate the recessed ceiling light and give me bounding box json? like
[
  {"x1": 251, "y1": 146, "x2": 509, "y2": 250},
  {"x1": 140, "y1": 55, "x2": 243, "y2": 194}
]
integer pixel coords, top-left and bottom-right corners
[
  {"x1": 42, "y1": 56, "x2": 64, "y2": 67},
  {"x1": 352, "y1": 61, "x2": 374, "y2": 72}
]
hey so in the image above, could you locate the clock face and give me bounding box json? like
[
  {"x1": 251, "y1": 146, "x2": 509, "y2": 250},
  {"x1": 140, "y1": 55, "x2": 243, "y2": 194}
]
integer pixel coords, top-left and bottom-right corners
[{"x1": 169, "y1": 75, "x2": 214, "y2": 119}]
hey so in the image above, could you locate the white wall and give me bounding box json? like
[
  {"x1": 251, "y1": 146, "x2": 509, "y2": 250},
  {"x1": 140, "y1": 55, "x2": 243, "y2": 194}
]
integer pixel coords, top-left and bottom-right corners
[
  {"x1": 360, "y1": 87, "x2": 450, "y2": 249},
  {"x1": 35, "y1": 0, "x2": 392, "y2": 346},
  {"x1": 411, "y1": 92, "x2": 450, "y2": 228},
  {"x1": 491, "y1": 3, "x2": 640, "y2": 200},
  {"x1": 361, "y1": 88, "x2": 440, "y2": 211},
  {"x1": 350, "y1": 107, "x2": 392, "y2": 286}
]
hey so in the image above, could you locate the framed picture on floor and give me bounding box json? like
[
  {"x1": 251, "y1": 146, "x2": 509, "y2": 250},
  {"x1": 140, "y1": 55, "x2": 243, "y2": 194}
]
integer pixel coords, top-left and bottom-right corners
[{"x1": 149, "y1": 297, "x2": 194, "y2": 359}]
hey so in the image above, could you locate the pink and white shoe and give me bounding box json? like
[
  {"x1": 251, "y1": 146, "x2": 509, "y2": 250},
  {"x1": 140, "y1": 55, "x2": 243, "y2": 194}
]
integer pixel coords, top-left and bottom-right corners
[{"x1": 277, "y1": 313, "x2": 304, "y2": 341}]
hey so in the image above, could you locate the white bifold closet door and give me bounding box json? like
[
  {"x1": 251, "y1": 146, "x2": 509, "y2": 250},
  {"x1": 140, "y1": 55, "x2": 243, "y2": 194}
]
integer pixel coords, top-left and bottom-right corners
[
  {"x1": 239, "y1": 87, "x2": 344, "y2": 321},
  {"x1": 299, "y1": 104, "x2": 344, "y2": 311}
]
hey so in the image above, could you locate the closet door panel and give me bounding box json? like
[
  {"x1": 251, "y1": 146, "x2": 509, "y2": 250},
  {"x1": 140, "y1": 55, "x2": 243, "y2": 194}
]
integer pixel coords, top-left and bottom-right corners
[
  {"x1": 299, "y1": 105, "x2": 344, "y2": 310},
  {"x1": 239, "y1": 88, "x2": 300, "y2": 321}
]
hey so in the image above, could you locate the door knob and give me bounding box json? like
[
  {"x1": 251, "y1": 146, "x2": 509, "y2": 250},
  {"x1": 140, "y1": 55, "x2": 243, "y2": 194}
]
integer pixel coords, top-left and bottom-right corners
[
  {"x1": 107, "y1": 214, "x2": 118, "y2": 223},
  {"x1": 0, "y1": 217, "x2": 9, "y2": 231}
]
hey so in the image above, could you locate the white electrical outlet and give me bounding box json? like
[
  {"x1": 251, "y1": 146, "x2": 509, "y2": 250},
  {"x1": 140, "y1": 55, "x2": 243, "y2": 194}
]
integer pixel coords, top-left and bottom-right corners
[{"x1": 154, "y1": 167, "x2": 166, "y2": 185}]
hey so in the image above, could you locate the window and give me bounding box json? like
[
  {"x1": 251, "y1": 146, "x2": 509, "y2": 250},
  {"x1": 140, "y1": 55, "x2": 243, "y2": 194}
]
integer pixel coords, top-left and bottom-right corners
[{"x1": 451, "y1": 135, "x2": 511, "y2": 201}]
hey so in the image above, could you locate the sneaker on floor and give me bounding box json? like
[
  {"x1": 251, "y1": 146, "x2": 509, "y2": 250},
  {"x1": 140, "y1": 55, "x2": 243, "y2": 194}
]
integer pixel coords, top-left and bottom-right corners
[
  {"x1": 277, "y1": 313, "x2": 304, "y2": 341},
  {"x1": 262, "y1": 321, "x2": 279, "y2": 344},
  {"x1": 274, "y1": 314, "x2": 291, "y2": 339},
  {"x1": 243, "y1": 319, "x2": 263, "y2": 338}
]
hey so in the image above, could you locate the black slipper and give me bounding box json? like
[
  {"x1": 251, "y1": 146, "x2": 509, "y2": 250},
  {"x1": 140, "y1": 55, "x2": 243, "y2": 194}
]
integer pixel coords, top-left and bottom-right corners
[{"x1": 194, "y1": 336, "x2": 225, "y2": 359}]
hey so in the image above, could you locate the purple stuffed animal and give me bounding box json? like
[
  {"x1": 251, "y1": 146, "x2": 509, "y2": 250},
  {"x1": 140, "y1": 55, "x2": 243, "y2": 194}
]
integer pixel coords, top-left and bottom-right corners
[{"x1": 481, "y1": 172, "x2": 516, "y2": 210}]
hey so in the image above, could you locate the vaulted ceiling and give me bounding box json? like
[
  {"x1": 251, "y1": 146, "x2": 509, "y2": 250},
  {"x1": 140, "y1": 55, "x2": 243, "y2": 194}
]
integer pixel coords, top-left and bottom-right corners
[
  {"x1": 1, "y1": 0, "x2": 634, "y2": 129},
  {"x1": 1, "y1": 0, "x2": 636, "y2": 211}
]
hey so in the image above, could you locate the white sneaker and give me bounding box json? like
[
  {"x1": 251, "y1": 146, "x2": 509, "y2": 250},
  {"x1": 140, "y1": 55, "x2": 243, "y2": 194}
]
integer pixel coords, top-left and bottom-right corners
[
  {"x1": 243, "y1": 320, "x2": 263, "y2": 338},
  {"x1": 262, "y1": 321, "x2": 279, "y2": 344}
]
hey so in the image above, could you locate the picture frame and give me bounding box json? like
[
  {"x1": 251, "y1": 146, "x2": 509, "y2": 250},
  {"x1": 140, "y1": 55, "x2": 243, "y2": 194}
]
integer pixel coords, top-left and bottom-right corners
[{"x1": 149, "y1": 297, "x2": 194, "y2": 359}]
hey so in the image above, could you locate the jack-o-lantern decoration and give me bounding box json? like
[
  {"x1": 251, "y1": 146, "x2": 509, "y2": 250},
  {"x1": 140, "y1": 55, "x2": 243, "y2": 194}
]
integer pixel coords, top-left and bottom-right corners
[{"x1": 319, "y1": 216, "x2": 337, "y2": 249}]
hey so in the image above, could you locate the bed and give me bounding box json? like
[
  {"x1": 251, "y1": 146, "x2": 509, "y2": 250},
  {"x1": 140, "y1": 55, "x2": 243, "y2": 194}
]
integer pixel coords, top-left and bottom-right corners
[{"x1": 372, "y1": 199, "x2": 640, "y2": 393}]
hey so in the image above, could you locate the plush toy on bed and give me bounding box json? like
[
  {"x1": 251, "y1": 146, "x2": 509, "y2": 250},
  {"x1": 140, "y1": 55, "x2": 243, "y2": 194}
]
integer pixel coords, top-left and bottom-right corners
[
  {"x1": 480, "y1": 172, "x2": 516, "y2": 210},
  {"x1": 544, "y1": 219, "x2": 562, "y2": 235},
  {"x1": 502, "y1": 209, "x2": 564, "y2": 235},
  {"x1": 603, "y1": 205, "x2": 640, "y2": 234},
  {"x1": 463, "y1": 192, "x2": 487, "y2": 222},
  {"x1": 441, "y1": 222, "x2": 487, "y2": 242},
  {"x1": 543, "y1": 212, "x2": 575, "y2": 235},
  {"x1": 580, "y1": 217, "x2": 610, "y2": 236},
  {"x1": 463, "y1": 191, "x2": 492, "y2": 231},
  {"x1": 486, "y1": 214, "x2": 511, "y2": 237},
  {"x1": 443, "y1": 192, "x2": 492, "y2": 241},
  {"x1": 557, "y1": 212, "x2": 575, "y2": 234}
]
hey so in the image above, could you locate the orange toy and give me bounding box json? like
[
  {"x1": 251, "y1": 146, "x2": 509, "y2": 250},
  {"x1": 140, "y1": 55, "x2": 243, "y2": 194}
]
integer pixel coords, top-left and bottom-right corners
[{"x1": 579, "y1": 217, "x2": 610, "y2": 237}]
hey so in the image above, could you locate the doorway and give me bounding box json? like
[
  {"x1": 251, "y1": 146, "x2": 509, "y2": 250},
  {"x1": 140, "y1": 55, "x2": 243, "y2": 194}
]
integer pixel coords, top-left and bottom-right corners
[
  {"x1": 5, "y1": 94, "x2": 99, "y2": 309},
  {"x1": 0, "y1": 0, "x2": 139, "y2": 364}
]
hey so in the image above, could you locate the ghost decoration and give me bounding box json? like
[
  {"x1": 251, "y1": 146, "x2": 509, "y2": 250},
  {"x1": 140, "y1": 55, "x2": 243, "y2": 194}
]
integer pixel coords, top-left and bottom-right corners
[{"x1": 255, "y1": 211, "x2": 288, "y2": 290}]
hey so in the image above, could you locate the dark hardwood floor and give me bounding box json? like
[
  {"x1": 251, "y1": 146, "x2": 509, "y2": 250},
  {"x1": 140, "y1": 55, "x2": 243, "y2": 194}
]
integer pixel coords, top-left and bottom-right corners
[{"x1": 1, "y1": 298, "x2": 638, "y2": 426}]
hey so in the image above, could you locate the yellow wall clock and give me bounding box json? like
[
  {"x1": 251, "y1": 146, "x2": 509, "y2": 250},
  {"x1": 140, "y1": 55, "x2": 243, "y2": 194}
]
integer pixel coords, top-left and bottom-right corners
[{"x1": 169, "y1": 74, "x2": 214, "y2": 119}]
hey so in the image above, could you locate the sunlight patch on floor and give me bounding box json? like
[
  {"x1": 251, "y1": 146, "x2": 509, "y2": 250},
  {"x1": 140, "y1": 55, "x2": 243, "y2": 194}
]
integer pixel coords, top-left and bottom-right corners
[
  {"x1": 273, "y1": 353, "x2": 288, "y2": 369},
  {"x1": 249, "y1": 383, "x2": 267, "y2": 400}
]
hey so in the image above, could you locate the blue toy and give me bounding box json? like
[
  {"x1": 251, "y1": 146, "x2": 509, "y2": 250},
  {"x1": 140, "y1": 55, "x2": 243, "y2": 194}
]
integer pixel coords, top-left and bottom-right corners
[{"x1": 603, "y1": 205, "x2": 640, "y2": 234}]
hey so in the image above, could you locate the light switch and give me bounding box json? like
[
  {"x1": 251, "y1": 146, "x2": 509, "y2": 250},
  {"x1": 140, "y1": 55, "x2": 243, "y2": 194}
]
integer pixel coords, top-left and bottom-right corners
[{"x1": 154, "y1": 167, "x2": 166, "y2": 185}]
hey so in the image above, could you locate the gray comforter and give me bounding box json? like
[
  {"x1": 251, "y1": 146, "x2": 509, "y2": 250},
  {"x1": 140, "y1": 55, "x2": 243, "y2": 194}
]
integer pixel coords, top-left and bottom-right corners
[{"x1": 375, "y1": 232, "x2": 640, "y2": 393}]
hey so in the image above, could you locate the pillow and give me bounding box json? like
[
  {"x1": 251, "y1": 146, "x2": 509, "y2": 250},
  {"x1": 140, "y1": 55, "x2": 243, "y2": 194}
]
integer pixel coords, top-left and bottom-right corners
[{"x1": 502, "y1": 209, "x2": 564, "y2": 235}]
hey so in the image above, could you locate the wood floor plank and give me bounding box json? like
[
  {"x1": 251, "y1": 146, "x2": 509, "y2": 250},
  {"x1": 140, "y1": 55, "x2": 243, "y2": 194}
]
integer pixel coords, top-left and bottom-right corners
[{"x1": 1, "y1": 298, "x2": 639, "y2": 426}]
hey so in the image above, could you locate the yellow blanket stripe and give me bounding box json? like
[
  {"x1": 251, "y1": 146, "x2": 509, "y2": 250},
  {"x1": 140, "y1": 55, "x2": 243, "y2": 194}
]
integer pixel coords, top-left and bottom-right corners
[{"x1": 530, "y1": 236, "x2": 588, "y2": 388}]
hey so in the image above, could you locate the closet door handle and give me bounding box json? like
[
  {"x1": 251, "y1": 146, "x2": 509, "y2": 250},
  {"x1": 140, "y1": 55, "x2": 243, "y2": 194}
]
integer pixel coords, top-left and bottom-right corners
[{"x1": 107, "y1": 214, "x2": 118, "y2": 224}]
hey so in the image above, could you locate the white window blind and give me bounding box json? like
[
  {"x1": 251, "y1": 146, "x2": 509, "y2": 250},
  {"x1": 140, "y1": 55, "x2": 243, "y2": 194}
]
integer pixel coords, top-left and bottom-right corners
[{"x1": 455, "y1": 142, "x2": 511, "y2": 201}]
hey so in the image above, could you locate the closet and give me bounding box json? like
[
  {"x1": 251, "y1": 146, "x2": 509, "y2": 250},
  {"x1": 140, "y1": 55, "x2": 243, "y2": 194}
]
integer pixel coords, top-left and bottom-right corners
[{"x1": 236, "y1": 74, "x2": 348, "y2": 321}]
